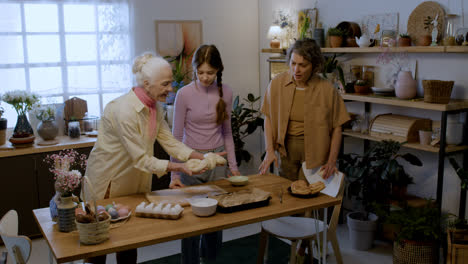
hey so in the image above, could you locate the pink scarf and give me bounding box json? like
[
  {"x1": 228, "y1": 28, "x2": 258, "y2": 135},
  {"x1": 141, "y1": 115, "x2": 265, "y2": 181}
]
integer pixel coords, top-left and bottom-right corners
[{"x1": 134, "y1": 87, "x2": 157, "y2": 139}]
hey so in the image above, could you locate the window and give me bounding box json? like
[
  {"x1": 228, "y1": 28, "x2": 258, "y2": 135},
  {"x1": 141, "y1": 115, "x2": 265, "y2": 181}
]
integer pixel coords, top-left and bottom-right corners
[{"x1": 0, "y1": 0, "x2": 131, "y2": 124}]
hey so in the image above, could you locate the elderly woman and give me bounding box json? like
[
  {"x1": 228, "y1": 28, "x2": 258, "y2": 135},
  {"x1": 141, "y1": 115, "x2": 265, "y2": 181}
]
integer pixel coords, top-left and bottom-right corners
[
  {"x1": 259, "y1": 38, "x2": 350, "y2": 180},
  {"x1": 85, "y1": 53, "x2": 209, "y2": 264}
]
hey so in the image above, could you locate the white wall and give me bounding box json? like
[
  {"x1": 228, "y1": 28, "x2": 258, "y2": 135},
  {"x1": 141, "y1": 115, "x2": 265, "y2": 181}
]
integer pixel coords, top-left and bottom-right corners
[
  {"x1": 132, "y1": 0, "x2": 263, "y2": 174},
  {"x1": 259, "y1": 0, "x2": 468, "y2": 216}
]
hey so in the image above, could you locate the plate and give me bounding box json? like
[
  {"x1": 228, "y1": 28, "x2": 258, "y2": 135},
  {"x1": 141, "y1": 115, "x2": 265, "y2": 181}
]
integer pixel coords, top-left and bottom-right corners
[
  {"x1": 407, "y1": 2, "x2": 445, "y2": 45},
  {"x1": 371, "y1": 87, "x2": 394, "y2": 93},
  {"x1": 287, "y1": 187, "x2": 319, "y2": 198},
  {"x1": 9, "y1": 135, "x2": 35, "y2": 144},
  {"x1": 110, "y1": 211, "x2": 132, "y2": 222}
]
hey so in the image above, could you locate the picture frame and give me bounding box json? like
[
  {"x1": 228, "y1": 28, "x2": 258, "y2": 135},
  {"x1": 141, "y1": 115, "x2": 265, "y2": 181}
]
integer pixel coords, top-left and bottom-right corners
[{"x1": 154, "y1": 20, "x2": 203, "y2": 58}]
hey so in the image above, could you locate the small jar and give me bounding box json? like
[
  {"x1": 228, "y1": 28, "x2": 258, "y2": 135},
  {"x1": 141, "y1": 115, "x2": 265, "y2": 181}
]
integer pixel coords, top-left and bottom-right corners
[
  {"x1": 68, "y1": 121, "x2": 81, "y2": 138},
  {"x1": 362, "y1": 66, "x2": 375, "y2": 87},
  {"x1": 350, "y1": 65, "x2": 362, "y2": 80}
]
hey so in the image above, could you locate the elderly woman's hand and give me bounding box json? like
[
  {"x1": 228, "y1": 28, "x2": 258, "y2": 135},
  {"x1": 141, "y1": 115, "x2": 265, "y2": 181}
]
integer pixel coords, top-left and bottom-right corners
[{"x1": 258, "y1": 150, "x2": 278, "y2": 175}]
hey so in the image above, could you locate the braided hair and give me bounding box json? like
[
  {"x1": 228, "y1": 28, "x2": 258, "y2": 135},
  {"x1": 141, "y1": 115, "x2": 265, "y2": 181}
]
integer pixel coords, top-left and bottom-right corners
[{"x1": 192, "y1": 45, "x2": 227, "y2": 125}]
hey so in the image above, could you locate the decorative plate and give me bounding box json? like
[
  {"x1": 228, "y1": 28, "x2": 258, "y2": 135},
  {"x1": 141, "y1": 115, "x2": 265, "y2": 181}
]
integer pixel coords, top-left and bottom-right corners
[
  {"x1": 287, "y1": 187, "x2": 318, "y2": 198},
  {"x1": 407, "y1": 1, "x2": 445, "y2": 45},
  {"x1": 110, "y1": 211, "x2": 132, "y2": 223}
]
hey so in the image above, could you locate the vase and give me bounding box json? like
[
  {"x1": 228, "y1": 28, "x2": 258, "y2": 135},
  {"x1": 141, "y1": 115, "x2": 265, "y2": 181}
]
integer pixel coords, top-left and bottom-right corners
[
  {"x1": 419, "y1": 130, "x2": 432, "y2": 145},
  {"x1": 57, "y1": 195, "x2": 77, "y2": 232},
  {"x1": 395, "y1": 71, "x2": 417, "y2": 99},
  {"x1": 13, "y1": 113, "x2": 34, "y2": 137},
  {"x1": 0, "y1": 118, "x2": 6, "y2": 145},
  {"x1": 37, "y1": 120, "x2": 59, "y2": 141}
]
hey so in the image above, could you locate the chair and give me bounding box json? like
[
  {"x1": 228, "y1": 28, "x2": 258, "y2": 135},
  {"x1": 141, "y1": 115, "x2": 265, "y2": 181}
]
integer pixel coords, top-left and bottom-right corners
[
  {"x1": 0, "y1": 210, "x2": 32, "y2": 264},
  {"x1": 257, "y1": 175, "x2": 344, "y2": 264}
]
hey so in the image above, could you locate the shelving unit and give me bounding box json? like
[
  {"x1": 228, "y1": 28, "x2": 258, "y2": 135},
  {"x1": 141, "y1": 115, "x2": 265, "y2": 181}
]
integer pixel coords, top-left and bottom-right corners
[{"x1": 262, "y1": 46, "x2": 468, "y2": 54}]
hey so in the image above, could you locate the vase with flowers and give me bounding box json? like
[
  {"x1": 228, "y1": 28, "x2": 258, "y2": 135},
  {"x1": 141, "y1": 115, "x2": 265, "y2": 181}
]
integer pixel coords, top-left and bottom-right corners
[
  {"x1": 45, "y1": 149, "x2": 88, "y2": 231},
  {"x1": 31, "y1": 104, "x2": 58, "y2": 141},
  {"x1": 376, "y1": 45, "x2": 416, "y2": 99},
  {"x1": 1, "y1": 90, "x2": 40, "y2": 143},
  {"x1": 0, "y1": 105, "x2": 6, "y2": 145}
]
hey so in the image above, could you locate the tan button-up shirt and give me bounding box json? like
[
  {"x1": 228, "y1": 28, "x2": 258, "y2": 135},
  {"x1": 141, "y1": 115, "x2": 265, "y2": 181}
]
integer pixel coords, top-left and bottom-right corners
[
  {"x1": 85, "y1": 89, "x2": 194, "y2": 200},
  {"x1": 261, "y1": 72, "x2": 350, "y2": 169}
]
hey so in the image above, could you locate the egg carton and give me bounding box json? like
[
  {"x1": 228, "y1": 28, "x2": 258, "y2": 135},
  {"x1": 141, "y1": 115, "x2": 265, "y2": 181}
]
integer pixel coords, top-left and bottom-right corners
[{"x1": 135, "y1": 202, "x2": 184, "y2": 220}]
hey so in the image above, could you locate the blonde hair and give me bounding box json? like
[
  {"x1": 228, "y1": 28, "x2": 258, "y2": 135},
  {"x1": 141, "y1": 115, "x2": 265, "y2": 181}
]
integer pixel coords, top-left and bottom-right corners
[{"x1": 132, "y1": 52, "x2": 170, "y2": 86}]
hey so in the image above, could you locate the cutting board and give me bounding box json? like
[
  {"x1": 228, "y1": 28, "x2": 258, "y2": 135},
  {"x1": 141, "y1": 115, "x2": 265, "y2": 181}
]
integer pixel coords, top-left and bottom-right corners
[{"x1": 145, "y1": 185, "x2": 228, "y2": 207}]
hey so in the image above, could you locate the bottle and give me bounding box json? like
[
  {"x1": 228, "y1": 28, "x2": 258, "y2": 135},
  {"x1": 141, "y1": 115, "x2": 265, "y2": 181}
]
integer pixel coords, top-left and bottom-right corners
[
  {"x1": 68, "y1": 121, "x2": 81, "y2": 138},
  {"x1": 362, "y1": 66, "x2": 375, "y2": 87}
]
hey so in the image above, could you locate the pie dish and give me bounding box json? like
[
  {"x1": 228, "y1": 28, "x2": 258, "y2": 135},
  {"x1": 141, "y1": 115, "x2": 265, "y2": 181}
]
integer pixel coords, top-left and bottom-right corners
[{"x1": 227, "y1": 176, "x2": 249, "y2": 186}]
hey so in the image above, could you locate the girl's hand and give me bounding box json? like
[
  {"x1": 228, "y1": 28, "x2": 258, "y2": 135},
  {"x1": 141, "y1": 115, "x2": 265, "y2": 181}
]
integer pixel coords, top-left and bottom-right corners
[
  {"x1": 230, "y1": 169, "x2": 241, "y2": 176},
  {"x1": 169, "y1": 178, "x2": 185, "y2": 189}
]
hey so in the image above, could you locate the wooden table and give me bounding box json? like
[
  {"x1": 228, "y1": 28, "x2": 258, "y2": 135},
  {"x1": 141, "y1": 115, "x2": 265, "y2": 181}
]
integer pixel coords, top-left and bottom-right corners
[{"x1": 33, "y1": 174, "x2": 340, "y2": 263}]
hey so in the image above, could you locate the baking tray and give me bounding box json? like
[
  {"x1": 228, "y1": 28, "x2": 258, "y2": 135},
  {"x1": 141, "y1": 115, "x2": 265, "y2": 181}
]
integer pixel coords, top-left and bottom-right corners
[{"x1": 217, "y1": 197, "x2": 271, "y2": 213}]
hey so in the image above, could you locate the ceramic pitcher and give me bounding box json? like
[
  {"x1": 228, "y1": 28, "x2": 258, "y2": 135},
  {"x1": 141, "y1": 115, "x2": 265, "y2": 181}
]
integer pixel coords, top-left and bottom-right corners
[{"x1": 395, "y1": 71, "x2": 417, "y2": 99}]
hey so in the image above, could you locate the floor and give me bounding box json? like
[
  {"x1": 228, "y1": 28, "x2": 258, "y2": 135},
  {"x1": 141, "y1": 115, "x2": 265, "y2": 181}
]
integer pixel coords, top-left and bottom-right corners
[{"x1": 1, "y1": 223, "x2": 393, "y2": 264}]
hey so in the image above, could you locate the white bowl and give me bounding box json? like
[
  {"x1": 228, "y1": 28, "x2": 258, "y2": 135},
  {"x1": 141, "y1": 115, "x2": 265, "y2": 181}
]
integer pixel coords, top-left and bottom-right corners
[
  {"x1": 227, "y1": 176, "x2": 249, "y2": 186},
  {"x1": 189, "y1": 198, "x2": 218, "y2": 217}
]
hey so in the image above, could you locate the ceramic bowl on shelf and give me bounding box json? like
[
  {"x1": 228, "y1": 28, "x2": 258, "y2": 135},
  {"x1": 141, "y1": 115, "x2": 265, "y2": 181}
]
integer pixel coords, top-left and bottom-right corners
[
  {"x1": 189, "y1": 198, "x2": 218, "y2": 217},
  {"x1": 227, "y1": 176, "x2": 249, "y2": 186}
]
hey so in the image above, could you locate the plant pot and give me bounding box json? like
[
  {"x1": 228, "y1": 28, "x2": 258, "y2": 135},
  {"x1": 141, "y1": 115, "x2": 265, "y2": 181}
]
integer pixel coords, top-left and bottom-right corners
[
  {"x1": 347, "y1": 212, "x2": 378, "y2": 250},
  {"x1": 395, "y1": 71, "x2": 417, "y2": 99},
  {"x1": 354, "y1": 84, "x2": 370, "y2": 94},
  {"x1": 398, "y1": 37, "x2": 411, "y2": 47},
  {"x1": 418, "y1": 35, "x2": 432, "y2": 46},
  {"x1": 329, "y1": 36, "x2": 343, "y2": 48},
  {"x1": 418, "y1": 130, "x2": 432, "y2": 145},
  {"x1": 37, "y1": 120, "x2": 59, "y2": 141},
  {"x1": 0, "y1": 118, "x2": 6, "y2": 146},
  {"x1": 393, "y1": 240, "x2": 438, "y2": 264},
  {"x1": 346, "y1": 37, "x2": 359, "y2": 47}
]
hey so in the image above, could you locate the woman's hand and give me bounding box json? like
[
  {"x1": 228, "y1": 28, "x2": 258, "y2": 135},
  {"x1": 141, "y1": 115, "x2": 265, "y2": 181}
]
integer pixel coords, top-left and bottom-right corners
[
  {"x1": 169, "y1": 178, "x2": 185, "y2": 189},
  {"x1": 230, "y1": 169, "x2": 241, "y2": 176},
  {"x1": 258, "y1": 151, "x2": 278, "y2": 175},
  {"x1": 320, "y1": 162, "x2": 338, "y2": 179}
]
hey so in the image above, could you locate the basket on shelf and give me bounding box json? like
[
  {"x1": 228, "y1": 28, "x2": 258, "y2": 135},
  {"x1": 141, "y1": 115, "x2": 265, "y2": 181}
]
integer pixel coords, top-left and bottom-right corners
[
  {"x1": 75, "y1": 217, "x2": 110, "y2": 245},
  {"x1": 422, "y1": 80, "x2": 455, "y2": 104}
]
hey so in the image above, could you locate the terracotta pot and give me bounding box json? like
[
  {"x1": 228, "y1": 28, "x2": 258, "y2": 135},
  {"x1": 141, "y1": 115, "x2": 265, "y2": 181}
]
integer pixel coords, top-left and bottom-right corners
[
  {"x1": 329, "y1": 36, "x2": 343, "y2": 48},
  {"x1": 346, "y1": 37, "x2": 359, "y2": 47},
  {"x1": 398, "y1": 37, "x2": 411, "y2": 47},
  {"x1": 354, "y1": 85, "x2": 370, "y2": 94},
  {"x1": 419, "y1": 130, "x2": 432, "y2": 145},
  {"x1": 418, "y1": 35, "x2": 432, "y2": 46},
  {"x1": 391, "y1": 185, "x2": 407, "y2": 200},
  {"x1": 395, "y1": 71, "x2": 417, "y2": 99}
]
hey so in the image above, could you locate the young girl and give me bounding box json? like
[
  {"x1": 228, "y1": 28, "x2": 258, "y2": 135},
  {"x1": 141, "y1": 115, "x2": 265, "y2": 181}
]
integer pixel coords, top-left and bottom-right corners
[{"x1": 171, "y1": 44, "x2": 240, "y2": 263}]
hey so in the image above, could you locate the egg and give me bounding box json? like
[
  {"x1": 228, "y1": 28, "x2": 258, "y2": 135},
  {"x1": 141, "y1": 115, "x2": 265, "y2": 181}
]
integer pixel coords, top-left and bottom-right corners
[
  {"x1": 105, "y1": 204, "x2": 113, "y2": 211},
  {"x1": 118, "y1": 208, "x2": 129, "y2": 217},
  {"x1": 109, "y1": 210, "x2": 119, "y2": 219},
  {"x1": 174, "y1": 204, "x2": 182, "y2": 210},
  {"x1": 114, "y1": 203, "x2": 123, "y2": 210},
  {"x1": 97, "y1": 205, "x2": 105, "y2": 212},
  {"x1": 136, "y1": 204, "x2": 145, "y2": 213},
  {"x1": 97, "y1": 212, "x2": 109, "y2": 221}
]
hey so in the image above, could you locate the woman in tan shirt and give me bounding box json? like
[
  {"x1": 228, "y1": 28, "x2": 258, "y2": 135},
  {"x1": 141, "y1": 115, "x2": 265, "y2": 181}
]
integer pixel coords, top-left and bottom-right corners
[{"x1": 259, "y1": 38, "x2": 350, "y2": 180}]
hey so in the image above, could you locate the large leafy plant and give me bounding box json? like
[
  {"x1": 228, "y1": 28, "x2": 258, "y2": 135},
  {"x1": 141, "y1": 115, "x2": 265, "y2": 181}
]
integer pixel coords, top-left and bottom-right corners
[
  {"x1": 322, "y1": 54, "x2": 345, "y2": 89},
  {"x1": 338, "y1": 140, "x2": 422, "y2": 219},
  {"x1": 231, "y1": 93, "x2": 264, "y2": 166}
]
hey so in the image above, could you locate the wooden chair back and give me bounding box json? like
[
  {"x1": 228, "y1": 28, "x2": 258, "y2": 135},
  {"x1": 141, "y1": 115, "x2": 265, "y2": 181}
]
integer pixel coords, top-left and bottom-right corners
[{"x1": 0, "y1": 210, "x2": 32, "y2": 264}]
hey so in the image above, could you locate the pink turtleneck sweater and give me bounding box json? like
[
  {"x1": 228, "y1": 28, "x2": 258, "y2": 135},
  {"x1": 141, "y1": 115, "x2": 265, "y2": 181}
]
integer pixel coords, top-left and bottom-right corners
[{"x1": 171, "y1": 80, "x2": 238, "y2": 172}]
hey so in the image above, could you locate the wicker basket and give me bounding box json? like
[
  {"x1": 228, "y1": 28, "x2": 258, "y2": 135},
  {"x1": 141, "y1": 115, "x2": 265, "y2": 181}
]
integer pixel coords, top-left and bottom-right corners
[
  {"x1": 393, "y1": 240, "x2": 438, "y2": 264},
  {"x1": 422, "y1": 80, "x2": 454, "y2": 104},
  {"x1": 76, "y1": 217, "x2": 110, "y2": 245}
]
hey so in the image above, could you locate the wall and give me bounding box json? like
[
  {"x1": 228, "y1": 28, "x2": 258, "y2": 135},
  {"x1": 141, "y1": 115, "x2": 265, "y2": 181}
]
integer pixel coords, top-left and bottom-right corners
[
  {"x1": 132, "y1": 0, "x2": 263, "y2": 174},
  {"x1": 259, "y1": 0, "x2": 468, "y2": 216}
]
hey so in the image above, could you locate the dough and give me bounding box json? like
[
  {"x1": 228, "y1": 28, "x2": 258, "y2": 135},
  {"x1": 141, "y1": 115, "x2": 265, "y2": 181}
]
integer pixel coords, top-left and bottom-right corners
[
  {"x1": 185, "y1": 159, "x2": 208, "y2": 173},
  {"x1": 204, "y1": 152, "x2": 227, "y2": 167}
]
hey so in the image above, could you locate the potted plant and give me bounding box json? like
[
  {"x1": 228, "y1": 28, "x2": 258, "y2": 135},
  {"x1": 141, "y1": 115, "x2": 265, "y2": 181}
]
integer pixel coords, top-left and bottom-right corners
[
  {"x1": 1, "y1": 90, "x2": 40, "y2": 139},
  {"x1": 322, "y1": 54, "x2": 345, "y2": 89},
  {"x1": 327, "y1": 27, "x2": 345, "y2": 48},
  {"x1": 382, "y1": 201, "x2": 443, "y2": 263},
  {"x1": 31, "y1": 104, "x2": 58, "y2": 141},
  {"x1": 398, "y1": 33, "x2": 412, "y2": 47},
  {"x1": 164, "y1": 47, "x2": 195, "y2": 105},
  {"x1": 231, "y1": 93, "x2": 264, "y2": 166},
  {"x1": 354, "y1": 79, "x2": 369, "y2": 94},
  {"x1": 338, "y1": 140, "x2": 422, "y2": 250},
  {"x1": 0, "y1": 106, "x2": 6, "y2": 145},
  {"x1": 420, "y1": 16, "x2": 434, "y2": 46}
]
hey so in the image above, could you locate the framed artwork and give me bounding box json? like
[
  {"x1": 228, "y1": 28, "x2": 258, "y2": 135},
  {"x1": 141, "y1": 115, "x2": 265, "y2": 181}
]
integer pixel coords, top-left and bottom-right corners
[
  {"x1": 154, "y1": 20, "x2": 203, "y2": 58},
  {"x1": 360, "y1": 13, "x2": 399, "y2": 41}
]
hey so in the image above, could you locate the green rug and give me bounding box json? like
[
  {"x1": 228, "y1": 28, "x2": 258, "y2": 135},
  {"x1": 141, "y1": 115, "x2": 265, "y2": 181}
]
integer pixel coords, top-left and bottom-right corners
[{"x1": 140, "y1": 233, "x2": 291, "y2": 264}]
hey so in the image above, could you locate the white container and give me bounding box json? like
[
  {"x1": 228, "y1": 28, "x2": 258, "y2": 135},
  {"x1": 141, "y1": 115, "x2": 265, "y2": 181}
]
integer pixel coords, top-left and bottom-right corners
[
  {"x1": 446, "y1": 114, "x2": 463, "y2": 145},
  {"x1": 189, "y1": 198, "x2": 218, "y2": 217}
]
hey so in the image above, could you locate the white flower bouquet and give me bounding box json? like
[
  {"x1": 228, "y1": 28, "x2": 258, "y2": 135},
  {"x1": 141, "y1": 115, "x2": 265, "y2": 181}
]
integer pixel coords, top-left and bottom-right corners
[{"x1": 1, "y1": 90, "x2": 40, "y2": 116}]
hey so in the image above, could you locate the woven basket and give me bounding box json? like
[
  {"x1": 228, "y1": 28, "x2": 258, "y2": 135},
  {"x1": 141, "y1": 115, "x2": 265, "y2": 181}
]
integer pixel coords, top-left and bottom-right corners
[
  {"x1": 393, "y1": 240, "x2": 438, "y2": 264},
  {"x1": 422, "y1": 80, "x2": 454, "y2": 104},
  {"x1": 76, "y1": 217, "x2": 110, "y2": 245}
]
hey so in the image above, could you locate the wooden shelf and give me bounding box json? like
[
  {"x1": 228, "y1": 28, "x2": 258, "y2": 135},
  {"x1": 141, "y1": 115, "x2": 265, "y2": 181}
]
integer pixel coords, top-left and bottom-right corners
[
  {"x1": 341, "y1": 93, "x2": 468, "y2": 112},
  {"x1": 342, "y1": 130, "x2": 468, "y2": 153},
  {"x1": 261, "y1": 46, "x2": 468, "y2": 54}
]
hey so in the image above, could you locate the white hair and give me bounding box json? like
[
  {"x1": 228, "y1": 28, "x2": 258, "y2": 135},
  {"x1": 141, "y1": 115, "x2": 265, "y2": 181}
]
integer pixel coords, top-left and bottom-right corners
[{"x1": 132, "y1": 52, "x2": 171, "y2": 86}]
